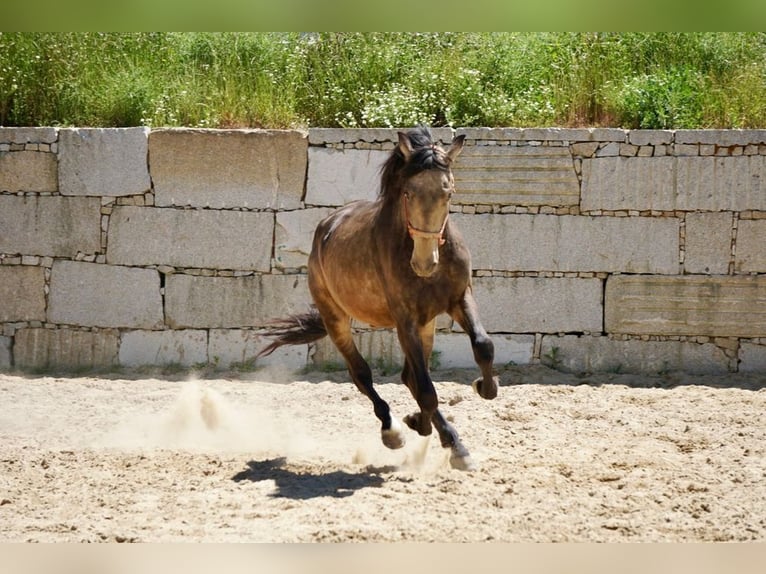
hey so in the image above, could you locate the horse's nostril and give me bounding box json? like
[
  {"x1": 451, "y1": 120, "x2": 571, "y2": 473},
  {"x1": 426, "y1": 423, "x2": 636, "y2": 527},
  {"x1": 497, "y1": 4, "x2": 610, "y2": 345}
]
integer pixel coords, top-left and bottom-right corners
[{"x1": 411, "y1": 259, "x2": 437, "y2": 278}]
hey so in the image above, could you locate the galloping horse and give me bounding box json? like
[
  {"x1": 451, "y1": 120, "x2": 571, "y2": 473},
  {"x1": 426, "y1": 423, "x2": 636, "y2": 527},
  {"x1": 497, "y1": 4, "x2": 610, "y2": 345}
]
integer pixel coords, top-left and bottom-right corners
[{"x1": 258, "y1": 126, "x2": 498, "y2": 470}]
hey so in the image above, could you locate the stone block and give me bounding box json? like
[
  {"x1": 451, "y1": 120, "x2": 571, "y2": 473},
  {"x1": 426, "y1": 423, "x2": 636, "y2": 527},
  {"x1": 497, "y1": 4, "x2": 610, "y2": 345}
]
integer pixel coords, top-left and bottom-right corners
[
  {"x1": 453, "y1": 145, "x2": 579, "y2": 206},
  {"x1": 0, "y1": 266, "x2": 45, "y2": 322},
  {"x1": 58, "y1": 128, "x2": 150, "y2": 196},
  {"x1": 309, "y1": 127, "x2": 454, "y2": 145},
  {"x1": 165, "y1": 273, "x2": 310, "y2": 328},
  {"x1": 119, "y1": 329, "x2": 208, "y2": 367},
  {"x1": 150, "y1": 129, "x2": 306, "y2": 209},
  {"x1": 0, "y1": 151, "x2": 57, "y2": 192},
  {"x1": 522, "y1": 128, "x2": 593, "y2": 142},
  {"x1": 107, "y1": 206, "x2": 273, "y2": 271},
  {"x1": 684, "y1": 212, "x2": 733, "y2": 274},
  {"x1": 13, "y1": 328, "x2": 119, "y2": 370},
  {"x1": 540, "y1": 335, "x2": 729, "y2": 375},
  {"x1": 454, "y1": 213, "x2": 679, "y2": 274},
  {"x1": 456, "y1": 127, "x2": 525, "y2": 141},
  {"x1": 0, "y1": 195, "x2": 102, "y2": 257},
  {"x1": 735, "y1": 219, "x2": 766, "y2": 273},
  {"x1": 274, "y1": 207, "x2": 334, "y2": 269},
  {"x1": 675, "y1": 130, "x2": 766, "y2": 146},
  {"x1": 605, "y1": 275, "x2": 766, "y2": 337},
  {"x1": 588, "y1": 128, "x2": 627, "y2": 142},
  {"x1": 0, "y1": 335, "x2": 11, "y2": 369},
  {"x1": 581, "y1": 156, "x2": 675, "y2": 211},
  {"x1": 434, "y1": 333, "x2": 535, "y2": 368},
  {"x1": 0, "y1": 127, "x2": 57, "y2": 144},
  {"x1": 48, "y1": 261, "x2": 163, "y2": 329},
  {"x1": 583, "y1": 155, "x2": 766, "y2": 211},
  {"x1": 471, "y1": 277, "x2": 603, "y2": 333},
  {"x1": 628, "y1": 130, "x2": 673, "y2": 146},
  {"x1": 676, "y1": 156, "x2": 766, "y2": 211},
  {"x1": 739, "y1": 342, "x2": 766, "y2": 373},
  {"x1": 208, "y1": 329, "x2": 309, "y2": 369},
  {"x1": 305, "y1": 147, "x2": 387, "y2": 206}
]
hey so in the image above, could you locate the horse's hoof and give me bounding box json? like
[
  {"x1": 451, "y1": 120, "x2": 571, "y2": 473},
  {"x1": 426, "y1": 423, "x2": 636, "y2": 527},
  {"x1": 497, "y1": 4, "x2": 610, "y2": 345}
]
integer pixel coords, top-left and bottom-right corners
[
  {"x1": 381, "y1": 418, "x2": 405, "y2": 450},
  {"x1": 471, "y1": 376, "x2": 499, "y2": 400},
  {"x1": 403, "y1": 413, "x2": 432, "y2": 437},
  {"x1": 449, "y1": 451, "x2": 476, "y2": 471}
]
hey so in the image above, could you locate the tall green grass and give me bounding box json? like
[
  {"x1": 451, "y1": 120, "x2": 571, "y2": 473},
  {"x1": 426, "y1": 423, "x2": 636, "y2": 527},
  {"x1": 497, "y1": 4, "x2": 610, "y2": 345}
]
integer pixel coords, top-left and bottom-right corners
[{"x1": 2, "y1": 32, "x2": 765, "y2": 129}]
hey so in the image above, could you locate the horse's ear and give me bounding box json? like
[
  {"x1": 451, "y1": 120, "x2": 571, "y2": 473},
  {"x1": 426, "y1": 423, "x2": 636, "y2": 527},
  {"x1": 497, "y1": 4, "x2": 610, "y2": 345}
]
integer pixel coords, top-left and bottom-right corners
[
  {"x1": 397, "y1": 131, "x2": 414, "y2": 161},
  {"x1": 446, "y1": 134, "x2": 466, "y2": 163}
]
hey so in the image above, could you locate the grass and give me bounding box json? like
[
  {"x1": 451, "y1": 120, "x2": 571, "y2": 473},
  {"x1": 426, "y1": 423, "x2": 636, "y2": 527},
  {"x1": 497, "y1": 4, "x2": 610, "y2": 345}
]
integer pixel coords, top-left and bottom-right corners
[{"x1": 2, "y1": 32, "x2": 766, "y2": 129}]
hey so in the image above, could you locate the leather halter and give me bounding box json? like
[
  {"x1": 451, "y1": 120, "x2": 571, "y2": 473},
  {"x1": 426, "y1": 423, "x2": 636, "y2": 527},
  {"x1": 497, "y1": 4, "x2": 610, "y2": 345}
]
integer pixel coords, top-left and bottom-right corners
[{"x1": 403, "y1": 193, "x2": 449, "y2": 246}]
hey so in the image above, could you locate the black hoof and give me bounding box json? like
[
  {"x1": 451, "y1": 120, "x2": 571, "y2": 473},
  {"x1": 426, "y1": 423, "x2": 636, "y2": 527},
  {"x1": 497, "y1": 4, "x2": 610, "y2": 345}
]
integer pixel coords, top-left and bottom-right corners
[
  {"x1": 471, "y1": 376, "x2": 499, "y2": 400},
  {"x1": 403, "y1": 413, "x2": 432, "y2": 437}
]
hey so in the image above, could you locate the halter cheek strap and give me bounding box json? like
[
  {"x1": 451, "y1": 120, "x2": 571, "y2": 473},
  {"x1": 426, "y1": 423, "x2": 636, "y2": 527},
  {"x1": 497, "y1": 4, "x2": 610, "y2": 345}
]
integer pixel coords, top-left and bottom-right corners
[{"x1": 403, "y1": 194, "x2": 449, "y2": 246}]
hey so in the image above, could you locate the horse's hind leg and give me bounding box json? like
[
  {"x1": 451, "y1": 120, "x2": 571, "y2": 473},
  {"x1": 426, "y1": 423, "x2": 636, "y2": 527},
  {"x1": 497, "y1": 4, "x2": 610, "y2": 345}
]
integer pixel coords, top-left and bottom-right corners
[
  {"x1": 450, "y1": 288, "x2": 499, "y2": 400},
  {"x1": 310, "y1": 290, "x2": 405, "y2": 449}
]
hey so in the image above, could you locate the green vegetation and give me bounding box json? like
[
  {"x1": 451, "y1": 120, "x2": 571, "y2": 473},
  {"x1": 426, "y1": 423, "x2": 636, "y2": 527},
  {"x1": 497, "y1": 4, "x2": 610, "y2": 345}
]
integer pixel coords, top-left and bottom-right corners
[{"x1": 2, "y1": 32, "x2": 765, "y2": 129}]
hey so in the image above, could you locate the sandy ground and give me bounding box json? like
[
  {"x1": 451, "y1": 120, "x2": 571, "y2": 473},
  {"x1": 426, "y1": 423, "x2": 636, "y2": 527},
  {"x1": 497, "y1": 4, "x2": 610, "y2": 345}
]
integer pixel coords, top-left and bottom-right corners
[{"x1": 1, "y1": 364, "x2": 765, "y2": 543}]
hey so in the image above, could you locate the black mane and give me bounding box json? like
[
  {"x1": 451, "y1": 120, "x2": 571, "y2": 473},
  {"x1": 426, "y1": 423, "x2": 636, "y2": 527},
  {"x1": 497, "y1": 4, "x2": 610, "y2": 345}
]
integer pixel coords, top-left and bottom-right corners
[{"x1": 379, "y1": 125, "x2": 450, "y2": 202}]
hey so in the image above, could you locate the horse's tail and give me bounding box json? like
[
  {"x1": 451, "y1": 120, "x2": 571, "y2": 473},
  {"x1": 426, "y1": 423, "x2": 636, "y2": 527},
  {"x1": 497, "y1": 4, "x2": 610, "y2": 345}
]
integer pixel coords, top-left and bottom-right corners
[{"x1": 256, "y1": 306, "x2": 328, "y2": 358}]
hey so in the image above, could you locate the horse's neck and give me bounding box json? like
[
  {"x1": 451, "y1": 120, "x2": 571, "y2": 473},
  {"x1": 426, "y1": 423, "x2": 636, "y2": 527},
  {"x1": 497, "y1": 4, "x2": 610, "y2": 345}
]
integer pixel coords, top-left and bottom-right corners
[{"x1": 377, "y1": 197, "x2": 407, "y2": 233}]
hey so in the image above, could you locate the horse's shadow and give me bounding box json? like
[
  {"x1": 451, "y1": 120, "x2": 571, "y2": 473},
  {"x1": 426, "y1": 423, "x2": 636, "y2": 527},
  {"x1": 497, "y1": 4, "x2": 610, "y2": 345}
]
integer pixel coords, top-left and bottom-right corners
[{"x1": 232, "y1": 457, "x2": 386, "y2": 500}]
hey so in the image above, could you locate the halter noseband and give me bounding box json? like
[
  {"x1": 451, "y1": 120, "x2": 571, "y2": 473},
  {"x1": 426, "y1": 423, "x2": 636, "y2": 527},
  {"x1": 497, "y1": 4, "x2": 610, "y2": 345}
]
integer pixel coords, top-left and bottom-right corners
[{"x1": 403, "y1": 193, "x2": 449, "y2": 246}]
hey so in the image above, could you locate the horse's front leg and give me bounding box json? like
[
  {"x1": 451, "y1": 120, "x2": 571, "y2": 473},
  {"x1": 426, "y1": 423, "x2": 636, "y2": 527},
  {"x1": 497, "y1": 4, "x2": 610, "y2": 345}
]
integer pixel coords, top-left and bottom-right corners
[
  {"x1": 398, "y1": 320, "x2": 475, "y2": 470},
  {"x1": 450, "y1": 286, "x2": 499, "y2": 400}
]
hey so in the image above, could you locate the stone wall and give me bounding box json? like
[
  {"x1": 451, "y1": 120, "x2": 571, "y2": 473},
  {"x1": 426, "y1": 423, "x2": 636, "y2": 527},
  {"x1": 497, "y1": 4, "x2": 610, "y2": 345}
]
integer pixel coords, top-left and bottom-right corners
[{"x1": 2, "y1": 126, "x2": 766, "y2": 375}]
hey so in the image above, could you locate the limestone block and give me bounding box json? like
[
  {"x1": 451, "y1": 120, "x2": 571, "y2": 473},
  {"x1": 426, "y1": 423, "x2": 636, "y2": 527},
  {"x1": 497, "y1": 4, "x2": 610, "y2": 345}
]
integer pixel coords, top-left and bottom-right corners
[
  {"x1": 581, "y1": 157, "x2": 675, "y2": 211},
  {"x1": 119, "y1": 330, "x2": 208, "y2": 367},
  {"x1": 0, "y1": 127, "x2": 57, "y2": 144},
  {"x1": 0, "y1": 335, "x2": 11, "y2": 369},
  {"x1": 628, "y1": 130, "x2": 673, "y2": 146},
  {"x1": 150, "y1": 129, "x2": 306, "y2": 209},
  {"x1": 58, "y1": 128, "x2": 150, "y2": 196},
  {"x1": 676, "y1": 156, "x2": 766, "y2": 211},
  {"x1": 0, "y1": 266, "x2": 45, "y2": 322},
  {"x1": 309, "y1": 127, "x2": 454, "y2": 145},
  {"x1": 0, "y1": 196, "x2": 101, "y2": 257},
  {"x1": 208, "y1": 329, "x2": 309, "y2": 369},
  {"x1": 453, "y1": 145, "x2": 579, "y2": 206},
  {"x1": 675, "y1": 130, "x2": 766, "y2": 146},
  {"x1": 540, "y1": 335, "x2": 729, "y2": 375},
  {"x1": 274, "y1": 208, "x2": 334, "y2": 269},
  {"x1": 583, "y1": 155, "x2": 766, "y2": 211},
  {"x1": 48, "y1": 261, "x2": 163, "y2": 329},
  {"x1": 684, "y1": 212, "x2": 733, "y2": 274},
  {"x1": 165, "y1": 273, "x2": 310, "y2": 328},
  {"x1": 456, "y1": 127, "x2": 525, "y2": 141},
  {"x1": 471, "y1": 277, "x2": 603, "y2": 333},
  {"x1": 433, "y1": 333, "x2": 535, "y2": 368},
  {"x1": 0, "y1": 151, "x2": 57, "y2": 192},
  {"x1": 735, "y1": 219, "x2": 766, "y2": 273},
  {"x1": 739, "y1": 342, "x2": 766, "y2": 373},
  {"x1": 13, "y1": 328, "x2": 119, "y2": 370},
  {"x1": 521, "y1": 128, "x2": 594, "y2": 142},
  {"x1": 605, "y1": 275, "x2": 766, "y2": 337},
  {"x1": 305, "y1": 147, "x2": 387, "y2": 206},
  {"x1": 453, "y1": 213, "x2": 679, "y2": 274},
  {"x1": 107, "y1": 206, "x2": 273, "y2": 271}
]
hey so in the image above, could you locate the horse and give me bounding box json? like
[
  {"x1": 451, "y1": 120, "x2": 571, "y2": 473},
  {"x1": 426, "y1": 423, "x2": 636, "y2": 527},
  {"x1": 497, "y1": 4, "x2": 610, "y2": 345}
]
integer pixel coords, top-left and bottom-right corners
[{"x1": 257, "y1": 126, "x2": 499, "y2": 470}]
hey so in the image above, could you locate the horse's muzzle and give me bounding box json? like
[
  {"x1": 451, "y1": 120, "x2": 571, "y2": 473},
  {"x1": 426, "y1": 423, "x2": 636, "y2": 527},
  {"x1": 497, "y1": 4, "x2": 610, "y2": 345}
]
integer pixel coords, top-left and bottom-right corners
[{"x1": 410, "y1": 237, "x2": 440, "y2": 277}]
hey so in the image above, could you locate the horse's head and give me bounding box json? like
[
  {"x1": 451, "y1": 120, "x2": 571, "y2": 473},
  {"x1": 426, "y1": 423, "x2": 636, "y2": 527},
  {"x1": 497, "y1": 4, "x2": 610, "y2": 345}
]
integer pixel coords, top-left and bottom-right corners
[{"x1": 396, "y1": 129, "x2": 465, "y2": 277}]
